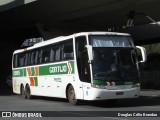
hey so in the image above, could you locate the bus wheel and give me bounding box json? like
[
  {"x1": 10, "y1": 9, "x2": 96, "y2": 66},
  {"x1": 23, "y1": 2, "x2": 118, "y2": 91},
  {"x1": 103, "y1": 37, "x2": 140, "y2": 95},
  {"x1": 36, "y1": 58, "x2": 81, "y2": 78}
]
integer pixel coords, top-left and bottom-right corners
[
  {"x1": 21, "y1": 85, "x2": 26, "y2": 99},
  {"x1": 67, "y1": 85, "x2": 78, "y2": 105},
  {"x1": 26, "y1": 85, "x2": 32, "y2": 99}
]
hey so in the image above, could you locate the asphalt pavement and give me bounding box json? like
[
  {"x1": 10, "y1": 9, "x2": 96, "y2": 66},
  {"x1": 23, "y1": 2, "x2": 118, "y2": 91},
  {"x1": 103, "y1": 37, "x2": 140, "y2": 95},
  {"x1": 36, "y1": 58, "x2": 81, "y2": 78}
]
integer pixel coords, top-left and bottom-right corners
[{"x1": 1, "y1": 86, "x2": 160, "y2": 120}]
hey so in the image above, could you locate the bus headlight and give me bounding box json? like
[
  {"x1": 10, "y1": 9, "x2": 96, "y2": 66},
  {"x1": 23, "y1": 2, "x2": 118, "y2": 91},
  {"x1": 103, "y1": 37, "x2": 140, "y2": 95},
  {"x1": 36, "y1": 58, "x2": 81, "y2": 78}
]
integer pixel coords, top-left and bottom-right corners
[
  {"x1": 132, "y1": 83, "x2": 140, "y2": 88},
  {"x1": 92, "y1": 84, "x2": 106, "y2": 89}
]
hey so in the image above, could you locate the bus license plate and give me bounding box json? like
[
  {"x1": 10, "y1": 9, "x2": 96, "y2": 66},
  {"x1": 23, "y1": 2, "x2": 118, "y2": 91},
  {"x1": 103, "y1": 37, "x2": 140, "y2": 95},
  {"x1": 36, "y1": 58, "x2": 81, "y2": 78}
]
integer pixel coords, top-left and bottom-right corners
[{"x1": 116, "y1": 92, "x2": 124, "y2": 95}]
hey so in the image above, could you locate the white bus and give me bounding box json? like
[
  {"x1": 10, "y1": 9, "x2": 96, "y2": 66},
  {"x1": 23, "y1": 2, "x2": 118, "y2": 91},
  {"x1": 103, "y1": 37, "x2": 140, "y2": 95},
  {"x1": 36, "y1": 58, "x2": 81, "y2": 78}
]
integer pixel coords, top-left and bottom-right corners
[{"x1": 12, "y1": 32, "x2": 146, "y2": 105}]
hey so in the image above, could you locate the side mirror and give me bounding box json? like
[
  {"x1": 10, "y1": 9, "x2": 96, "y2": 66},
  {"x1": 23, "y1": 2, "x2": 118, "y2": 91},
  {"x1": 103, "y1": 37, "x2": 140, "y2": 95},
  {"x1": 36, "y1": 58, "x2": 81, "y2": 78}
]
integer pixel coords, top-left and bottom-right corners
[
  {"x1": 86, "y1": 45, "x2": 93, "y2": 61},
  {"x1": 136, "y1": 46, "x2": 147, "y2": 63}
]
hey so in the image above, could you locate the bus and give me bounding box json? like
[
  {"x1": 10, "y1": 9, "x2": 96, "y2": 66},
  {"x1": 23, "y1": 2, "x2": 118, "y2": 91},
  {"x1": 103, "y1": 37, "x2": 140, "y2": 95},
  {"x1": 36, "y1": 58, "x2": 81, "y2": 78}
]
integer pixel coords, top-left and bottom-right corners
[{"x1": 12, "y1": 32, "x2": 147, "y2": 105}]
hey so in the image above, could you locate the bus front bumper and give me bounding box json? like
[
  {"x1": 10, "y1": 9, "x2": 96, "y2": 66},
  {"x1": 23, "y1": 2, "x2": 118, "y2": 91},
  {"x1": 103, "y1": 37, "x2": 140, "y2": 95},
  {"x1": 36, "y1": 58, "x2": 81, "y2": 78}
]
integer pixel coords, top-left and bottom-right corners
[{"x1": 84, "y1": 87, "x2": 140, "y2": 100}]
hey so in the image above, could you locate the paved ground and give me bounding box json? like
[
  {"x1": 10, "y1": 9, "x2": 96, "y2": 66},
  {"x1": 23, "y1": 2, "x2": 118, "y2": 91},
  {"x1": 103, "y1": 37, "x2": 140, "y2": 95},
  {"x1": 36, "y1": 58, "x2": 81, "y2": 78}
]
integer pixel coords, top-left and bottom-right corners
[
  {"x1": 141, "y1": 89, "x2": 160, "y2": 97},
  {"x1": 1, "y1": 86, "x2": 160, "y2": 120}
]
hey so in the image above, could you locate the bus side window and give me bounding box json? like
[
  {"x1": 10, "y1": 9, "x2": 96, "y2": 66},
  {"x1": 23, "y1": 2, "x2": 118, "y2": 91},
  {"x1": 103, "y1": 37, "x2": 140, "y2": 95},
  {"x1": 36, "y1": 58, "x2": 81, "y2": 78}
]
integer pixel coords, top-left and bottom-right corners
[
  {"x1": 61, "y1": 44, "x2": 64, "y2": 60},
  {"x1": 42, "y1": 47, "x2": 50, "y2": 63},
  {"x1": 31, "y1": 52, "x2": 35, "y2": 65},
  {"x1": 55, "y1": 45, "x2": 61, "y2": 61},
  {"x1": 24, "y1": 52, "x2": 31, "y2": 66},
  {"x1": 19, "y1": 57, "x2": 24, "y2": 67},
  {"x1": 13, "y1": 54, "x2": 18, "y2": 68},
  {"x1": 62, "y1": 39, "x2": 74, "y2": 60},
  {"x1": 24, "y1": 53, "x2": 28, "y2": 66},
  {"x1": 17, "y1": 53, "x2": 24, "y2": 67},
  {"x1": 39, "y1": 50, "x2": 43, "y2": 64},
  {"x1": 50, "y1": 48, "x2": 55, "y2": 62},
  {"x1": 75, "y1": 36, "x2": 91, "y2": 83},
  {"x1": 35, "y1": 50, "x2": 39, "y2": 64},
  {"x1": 28, "y1": 52, "x2": 31, "y2": 65}
]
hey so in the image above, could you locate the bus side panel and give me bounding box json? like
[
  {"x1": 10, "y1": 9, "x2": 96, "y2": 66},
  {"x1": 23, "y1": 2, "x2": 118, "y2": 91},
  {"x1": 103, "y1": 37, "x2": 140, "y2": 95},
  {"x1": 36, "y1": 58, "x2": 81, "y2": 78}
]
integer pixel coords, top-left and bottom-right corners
[
  {"x1": 49, "y1": 75, "x2": 84, "y2": 99},
  {"x1": 12, "y1": 77, "x2": 20, "y2": 94},
  {"x1": 61, "y1": 75, "x2": 84, "y2": 99},
  {"x1": 82, "y1": 82, "x2": 92, "y2": 100},
  {"x1": 12, "y1": 76, "x2": 27, "y2": 94},
  {"x1": 30, "y1": 76, "x2": 44, "y2": 96},
  {"x1": 44, "y1": 76, "x2": 55, "y2": 97},
  {"x1": 73, "y1": 80, "x2": 84, "y2": 100}
]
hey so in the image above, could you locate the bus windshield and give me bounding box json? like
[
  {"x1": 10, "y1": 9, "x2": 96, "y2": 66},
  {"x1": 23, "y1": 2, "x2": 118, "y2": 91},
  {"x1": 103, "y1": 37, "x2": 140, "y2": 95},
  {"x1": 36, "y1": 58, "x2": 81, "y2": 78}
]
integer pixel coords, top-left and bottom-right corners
[
  {"x1": 92, "y1": 48, "x2": 139, "y2": 81},
  {"x1": 89, "y1": 35, "x2": 139, "y2": 82},
  {"x1": 89, "y1": 35, "x2": 133, "y2": 48}
]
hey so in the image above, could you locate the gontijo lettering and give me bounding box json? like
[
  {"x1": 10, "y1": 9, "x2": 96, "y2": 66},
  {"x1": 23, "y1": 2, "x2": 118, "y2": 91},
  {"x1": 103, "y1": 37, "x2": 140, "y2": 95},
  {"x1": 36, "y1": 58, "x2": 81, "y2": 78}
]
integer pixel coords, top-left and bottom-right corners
[{"x1": 49, "y1": 65, "x2": 67, "y2": 73}]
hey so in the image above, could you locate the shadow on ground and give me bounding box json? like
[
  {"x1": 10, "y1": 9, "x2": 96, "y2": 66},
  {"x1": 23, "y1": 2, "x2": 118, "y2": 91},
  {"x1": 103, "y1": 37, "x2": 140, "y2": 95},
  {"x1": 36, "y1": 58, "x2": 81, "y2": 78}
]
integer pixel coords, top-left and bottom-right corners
[{"x1": 1, "y1": 85, "x2": 160, "y2": 108}]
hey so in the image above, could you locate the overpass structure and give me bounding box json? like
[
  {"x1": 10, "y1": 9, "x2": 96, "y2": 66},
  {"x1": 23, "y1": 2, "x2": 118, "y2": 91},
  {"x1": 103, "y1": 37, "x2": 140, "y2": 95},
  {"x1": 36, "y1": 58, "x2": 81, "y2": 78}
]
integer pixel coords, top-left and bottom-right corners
[
  {"x1": 0, "y1": 0, "x2": 160, "y2": 39},
  {"x1": 0, "y1": 0, "x2": 160, "y2": 89}
]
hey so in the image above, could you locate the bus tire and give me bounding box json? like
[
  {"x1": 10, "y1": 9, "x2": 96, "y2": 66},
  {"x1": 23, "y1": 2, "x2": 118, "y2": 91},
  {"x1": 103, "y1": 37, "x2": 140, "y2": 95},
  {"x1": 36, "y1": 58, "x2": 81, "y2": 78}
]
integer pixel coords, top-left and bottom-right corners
[
  {"x1": 67, "y1": 85, "x2": 78, "y2": 105},
  {"x1": 21, "y1": 85, "x2": 26, "y2": 99},
  {"x1": 26, "y1": 85, "x2": 32, "y2": 99}
]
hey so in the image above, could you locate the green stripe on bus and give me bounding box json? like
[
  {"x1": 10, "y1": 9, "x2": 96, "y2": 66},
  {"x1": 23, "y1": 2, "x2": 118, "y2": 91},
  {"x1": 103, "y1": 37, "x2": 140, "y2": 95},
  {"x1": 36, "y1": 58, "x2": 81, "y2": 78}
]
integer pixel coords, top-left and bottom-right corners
[
  {"x1": 93, "y1": 80, "x2": 135, "y2": 85},
  {"x1": 31, "y1": 67, "x2": 35, "y2": 76},
  {"x1": 34, "y1": 77, "x2": 38, "y2": 86},
  {"x1": 39, "y1": 62, "x2": 74, "y2": 75},
  {"x1": 93, "y1": 80, "x2": 107, "y2": 85},
  {"x1": 13, "y1": 61, "x2": 75, "y2": 77},
  {"x1": 12, "y1": 69, "x2": 24, "y2": 77},
  {"x1": 23, "y1": 68, "x2": 26, "y2": 76}
]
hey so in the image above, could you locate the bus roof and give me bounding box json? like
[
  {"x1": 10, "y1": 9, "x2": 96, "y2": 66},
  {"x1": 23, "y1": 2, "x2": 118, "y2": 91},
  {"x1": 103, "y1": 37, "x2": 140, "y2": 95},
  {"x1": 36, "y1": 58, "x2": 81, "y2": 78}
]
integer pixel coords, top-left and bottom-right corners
[
  {"x1": 13, "y1": 31, "x2": 131, "y2": 54},
  {"x1": 75, "y1": 31, "x2": 130, "y2": 37}
]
